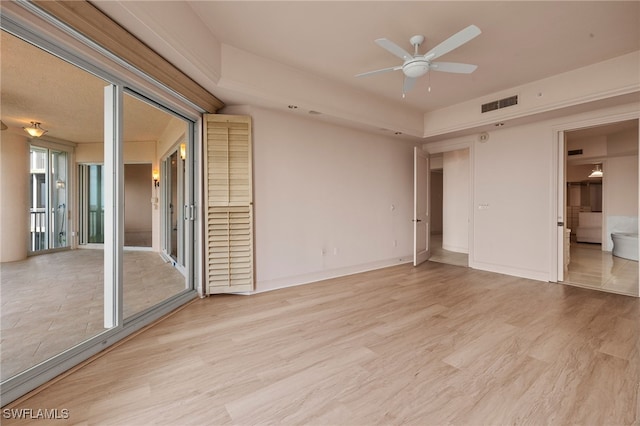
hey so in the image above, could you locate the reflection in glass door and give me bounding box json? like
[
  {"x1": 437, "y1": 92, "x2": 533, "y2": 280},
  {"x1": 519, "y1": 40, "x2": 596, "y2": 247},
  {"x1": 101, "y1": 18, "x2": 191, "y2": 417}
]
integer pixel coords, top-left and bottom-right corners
[
  {"x1": 122, "y1": 91, "x2": 191, "y2": 320},
  {"x1": 164, "y1": 149, "x2": 186, "y2": 271},
  {"x1": 29, "y1": 145, "x2": 68, "y2": 252},
  {"x1": 78, "y1": 164, "x2": 105, "y2": 245}
]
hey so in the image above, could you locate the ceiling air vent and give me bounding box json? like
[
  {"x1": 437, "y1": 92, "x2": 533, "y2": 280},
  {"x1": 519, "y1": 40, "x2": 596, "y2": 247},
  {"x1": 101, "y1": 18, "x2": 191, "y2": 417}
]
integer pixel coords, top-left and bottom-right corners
[
  {"x1": 568, "y1": 149, "x2": 583, "y2": 156},
  {"x1": 481, "y1": 95, "x2": 518, "y2": 113}
]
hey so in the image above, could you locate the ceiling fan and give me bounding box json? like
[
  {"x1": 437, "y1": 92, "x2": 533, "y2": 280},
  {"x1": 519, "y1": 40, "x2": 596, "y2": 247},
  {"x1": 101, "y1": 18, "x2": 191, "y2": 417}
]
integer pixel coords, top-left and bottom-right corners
[{"x1": 356, "y1": 25, "x2": 481, "y2": 96}]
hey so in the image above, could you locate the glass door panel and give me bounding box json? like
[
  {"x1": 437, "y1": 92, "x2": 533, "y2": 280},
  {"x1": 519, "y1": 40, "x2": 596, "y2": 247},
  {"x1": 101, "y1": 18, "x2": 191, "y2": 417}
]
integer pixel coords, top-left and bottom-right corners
[
  {"x1": 78, "y1": 164, "x2": 105, "y2": 245},
  {"x1": 163, "y1": 149, "x2": 186, "y2": 269},
  {"x1": 51, "y1": 150, "x2": 68, "y2": 249},
  {"x1": 0, "y1": 30, "x2": 112, "y2": 382},
  {"x1": 122, "y1": 92, "x2": 191, "y2": 319},
  {"x1": 29, "y1": 146, "x2": 48, "y2": 252}
]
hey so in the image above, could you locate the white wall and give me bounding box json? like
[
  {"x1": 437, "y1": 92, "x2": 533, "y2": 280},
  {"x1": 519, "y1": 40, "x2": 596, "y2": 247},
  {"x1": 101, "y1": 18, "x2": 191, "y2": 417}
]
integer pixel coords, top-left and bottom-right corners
[
  {"x1": 424, "y1": 51, "x2": 640, "y2": 138},
  {"x1": 442, "y1": 149, "x2": 469, "y2": 253},
  {"x1": 472, "y1": 123, "x2": 551, "y2": 279},
  {"x1": 0, "y1": 130, "x2": 30, "y2": 262},
  {"x1": 222, "y1": 105, "x2": 416, "y2": 292},
  {"x1": 426, "y1": 102, "x2": 639, "y2": 282},
  {"x1": 604, "y1": 155, "x2": 639, "y2": 250}
]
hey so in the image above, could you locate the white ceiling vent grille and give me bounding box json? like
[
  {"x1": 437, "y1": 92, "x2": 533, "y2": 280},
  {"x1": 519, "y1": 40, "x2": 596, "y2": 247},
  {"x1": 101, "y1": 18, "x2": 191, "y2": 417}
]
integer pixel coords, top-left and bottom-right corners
[{"x1": 481, "y1": 95, "x2": 518, "y2": 113}]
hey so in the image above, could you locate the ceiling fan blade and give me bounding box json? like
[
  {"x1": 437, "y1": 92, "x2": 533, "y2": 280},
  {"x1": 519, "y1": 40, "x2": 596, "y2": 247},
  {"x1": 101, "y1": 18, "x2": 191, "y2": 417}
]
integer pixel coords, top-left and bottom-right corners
[
  {"x1": 423, "y1": 25, "x2": 481, "y2": 61},
  {"x1": 355, "y1": 66, "x2": 401, "y2": 77},
  {"x1": 429, "y1": 62, "x2": 478, "y2": 73},
  {"x1": 403, "y1": 76, "x2": 417, "y2": 94},
  {"x1": 375, "y1": 38, "x2": 413, "y2": 61}
]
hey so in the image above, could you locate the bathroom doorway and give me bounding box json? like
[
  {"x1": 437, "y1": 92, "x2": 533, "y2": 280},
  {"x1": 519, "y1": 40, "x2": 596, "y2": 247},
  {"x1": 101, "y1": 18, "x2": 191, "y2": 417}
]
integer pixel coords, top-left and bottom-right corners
[{"x1": 560, "y1": 118, "x2": 639, "y2": 296}]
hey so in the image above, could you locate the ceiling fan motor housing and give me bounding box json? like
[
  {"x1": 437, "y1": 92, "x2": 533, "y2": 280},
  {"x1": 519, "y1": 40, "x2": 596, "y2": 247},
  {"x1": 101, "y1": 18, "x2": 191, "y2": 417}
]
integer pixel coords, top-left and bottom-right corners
[{"x1": 403, "y1": 59, "x2": 430, "y2": 78}]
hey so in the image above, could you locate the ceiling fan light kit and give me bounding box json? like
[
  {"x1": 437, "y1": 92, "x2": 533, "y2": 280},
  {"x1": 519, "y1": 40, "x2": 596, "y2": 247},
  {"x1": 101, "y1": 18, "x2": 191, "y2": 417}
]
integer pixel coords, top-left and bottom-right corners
[{"x1": 356, "y1": 25, "x2": 481, "y2": 96}]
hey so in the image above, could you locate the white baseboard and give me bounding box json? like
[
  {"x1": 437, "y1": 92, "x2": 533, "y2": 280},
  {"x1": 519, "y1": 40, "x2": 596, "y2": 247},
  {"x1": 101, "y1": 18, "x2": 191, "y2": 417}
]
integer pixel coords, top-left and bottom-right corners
[
  {"x1": 254, "y1": 255, "x2": 413, "y2": 294},
  {"x1": 470, "y1": 260, "x2": 550, "y2": 282}
]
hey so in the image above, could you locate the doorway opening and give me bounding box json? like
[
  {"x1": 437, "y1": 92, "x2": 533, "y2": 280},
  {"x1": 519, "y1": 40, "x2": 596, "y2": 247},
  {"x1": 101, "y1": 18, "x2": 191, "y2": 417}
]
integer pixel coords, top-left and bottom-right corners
[
  {"x1": 124, "y1": 163, "x2": 152, "y2": 248},
  {"x1": 560, "y1": 118, "x2": 639, "y2": 296},
  {"x1": 428, "y1": 150, "x2": 469, "y2": 267}
]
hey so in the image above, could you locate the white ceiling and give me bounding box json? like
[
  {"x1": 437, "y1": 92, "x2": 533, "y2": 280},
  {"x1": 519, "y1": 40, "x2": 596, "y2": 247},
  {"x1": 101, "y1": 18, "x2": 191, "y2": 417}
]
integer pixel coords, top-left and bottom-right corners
[
  {"x1": 0, "y1": 30, "x2": 175, "y2": 143},
  {"x1": 186, "y1": 1, "x2": 639, "y2": 112},
  {"x1": 1, "y1": 1, "x2": 639, "y2": 143}
]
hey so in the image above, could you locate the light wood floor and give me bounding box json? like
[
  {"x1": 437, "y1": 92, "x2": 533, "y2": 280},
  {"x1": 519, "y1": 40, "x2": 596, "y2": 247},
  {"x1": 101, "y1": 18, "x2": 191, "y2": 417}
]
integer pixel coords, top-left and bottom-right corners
[
  {"x1": 0, "y1": 249, "x2": 185, "y2": 381},
  {"x1": 4, "y1": 262, "x2": 638, "y2": 425}
]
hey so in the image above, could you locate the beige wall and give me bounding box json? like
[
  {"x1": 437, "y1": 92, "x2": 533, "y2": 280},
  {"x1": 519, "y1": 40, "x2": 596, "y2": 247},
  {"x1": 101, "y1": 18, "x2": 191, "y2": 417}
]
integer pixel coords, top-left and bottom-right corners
[
  {"x1": 427, "y1": 102, "x2": 639, "y2": 282},
  {"x1": 443, "y1": 149, "x2": 469, "y2": 253},
  {"x1": 222, "y1": 105, "x2": 416, "y2": 293},
  {"x1": 75, "y1": 139, "x2": 159, "y2": 248},
  {"x1": 0, "y1": 131, "x2": 30, "y2": 262}
]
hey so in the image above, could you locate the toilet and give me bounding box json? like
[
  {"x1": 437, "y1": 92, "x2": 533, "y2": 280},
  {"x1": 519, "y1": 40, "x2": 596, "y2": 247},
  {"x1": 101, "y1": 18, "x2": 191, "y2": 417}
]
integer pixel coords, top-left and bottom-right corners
[{"x1": 611, "y1": 233, "x2": 639, "y2": 261}]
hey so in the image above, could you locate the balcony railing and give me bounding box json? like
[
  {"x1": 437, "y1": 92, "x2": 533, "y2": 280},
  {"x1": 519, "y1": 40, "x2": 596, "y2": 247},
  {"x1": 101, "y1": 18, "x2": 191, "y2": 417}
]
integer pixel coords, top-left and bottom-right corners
[{"x1": 29, "y1": 209, "x2": 46, "y2": 251}]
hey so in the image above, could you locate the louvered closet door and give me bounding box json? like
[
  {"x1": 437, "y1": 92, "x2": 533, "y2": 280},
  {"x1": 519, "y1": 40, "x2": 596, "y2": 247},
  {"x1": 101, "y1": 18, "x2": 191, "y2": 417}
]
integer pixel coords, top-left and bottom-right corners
[{"x1": 204, "y1": 114, "x2": 254, "y2": 294}]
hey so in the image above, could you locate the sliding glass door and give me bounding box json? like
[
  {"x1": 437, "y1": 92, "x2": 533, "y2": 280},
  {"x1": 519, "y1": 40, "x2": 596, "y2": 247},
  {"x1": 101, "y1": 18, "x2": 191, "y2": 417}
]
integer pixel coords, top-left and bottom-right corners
[
  {"x1": 1, "y1": 18, "x2": 199, "y2": 404},
  {"x1": 121, "y1": 91, "x2": 193, "y2": 320},
  {"x1": 29, "y1": 146, "x2": 69, "y2": 252}
]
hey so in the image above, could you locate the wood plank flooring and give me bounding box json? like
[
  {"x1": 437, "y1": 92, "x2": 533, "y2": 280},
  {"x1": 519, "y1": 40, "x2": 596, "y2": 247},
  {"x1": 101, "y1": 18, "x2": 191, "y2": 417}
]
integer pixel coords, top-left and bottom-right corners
[{"x1": 3, "y1": 262, "x2": 639, "y2": 425}]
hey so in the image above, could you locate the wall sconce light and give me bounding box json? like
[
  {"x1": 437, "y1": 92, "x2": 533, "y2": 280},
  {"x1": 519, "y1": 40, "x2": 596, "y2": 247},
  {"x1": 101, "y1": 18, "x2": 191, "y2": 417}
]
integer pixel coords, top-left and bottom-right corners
[
  {"x1": 55, "y1": 179, "x2": 65, "y2": 189},
  {"x1": 23, "y1": 121, "x2": 48, "y2": 138},
  {"x1": 180, "y1": 143, "x2": 186, "y2": 160},
  {"x1": 152, "y1": 170, "x2": 160, "y2": 187}
]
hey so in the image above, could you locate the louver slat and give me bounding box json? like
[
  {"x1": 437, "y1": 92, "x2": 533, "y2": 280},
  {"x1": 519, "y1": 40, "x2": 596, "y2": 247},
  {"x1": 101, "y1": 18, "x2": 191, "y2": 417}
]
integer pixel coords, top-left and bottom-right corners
[{"x1": 204, "y1": 115, "x2": 254, "y2": 294}]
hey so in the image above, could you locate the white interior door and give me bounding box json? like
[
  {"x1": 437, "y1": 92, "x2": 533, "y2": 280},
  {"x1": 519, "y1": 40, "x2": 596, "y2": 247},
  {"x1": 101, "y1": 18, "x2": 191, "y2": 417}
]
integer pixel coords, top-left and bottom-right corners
[
  {"x1": 557, "y1": 131, "x2": 567, "y2": 282},
  {"x1": 414, "y1": 146, "x2": 430, "y2": 266}
]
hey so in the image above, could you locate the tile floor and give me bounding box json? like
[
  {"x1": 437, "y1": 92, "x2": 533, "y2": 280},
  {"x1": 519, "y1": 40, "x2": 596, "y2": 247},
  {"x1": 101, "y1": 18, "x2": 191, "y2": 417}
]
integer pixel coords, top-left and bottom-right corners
[
  {"x1": 428, "y1": 234, "x2": 638, "y2": 297},
  {"x1": 564, "y1": 242, "x2": 639, "y2": 296},
  {"x1": 429, "y1": 233, "x2": 468, "y2": 267},
  {"x1": 0, "y1": 249, "x2": 186, "y2": 381}
]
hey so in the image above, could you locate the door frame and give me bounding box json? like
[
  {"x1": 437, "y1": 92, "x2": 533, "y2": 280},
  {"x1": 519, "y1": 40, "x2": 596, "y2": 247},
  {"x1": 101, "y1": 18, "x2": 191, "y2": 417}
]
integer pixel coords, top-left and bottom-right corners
[
  {"x1": 413, "y1": 146, "x2": 430, "y2": 266},
  {"x1": 160, "y1": 145, "x2": 188, "y2": 275},
  {"x1": 552, "y1": 111, "x2": 640, "y2": 293},
  {"x1": 27, "y1": 141, "x2": 73, "y2": 254},
  {"x1": 423, "y1": 139, "x2": 476, "y2": 268}
]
